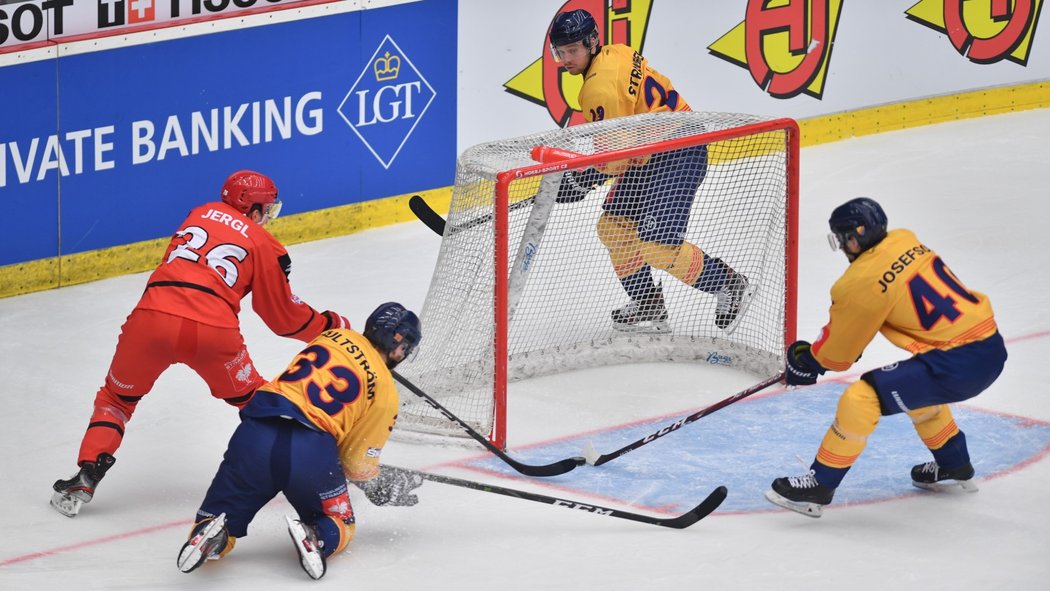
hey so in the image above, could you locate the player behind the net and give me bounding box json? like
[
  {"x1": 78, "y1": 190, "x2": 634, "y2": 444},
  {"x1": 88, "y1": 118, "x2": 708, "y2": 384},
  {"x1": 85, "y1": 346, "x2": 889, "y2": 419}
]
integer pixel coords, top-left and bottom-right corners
[
  {"x1": 177, "y1": 302, "x2": 426, "y2": 580},
  {"x1": 766, "y1": 197, "x2": 1007, "y2": 518},
  {"x1": 547, "y1": 9, "x2": 753, "y2": 333}
]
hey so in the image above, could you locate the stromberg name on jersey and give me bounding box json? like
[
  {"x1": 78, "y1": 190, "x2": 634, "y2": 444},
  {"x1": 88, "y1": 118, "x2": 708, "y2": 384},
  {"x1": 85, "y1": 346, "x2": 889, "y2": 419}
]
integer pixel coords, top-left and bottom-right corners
[
  {"x1": 628, "y1": 51, "x2": 643, "y2": 96},
  {"x1": 201, "y1": 208, "x2": 251, "y2": 237},
  {"x1": 877, "y1": 243, "x2": 931, "y2": 293},
  {"x1": 320, "y1": 330, "x2": 378, "y2": 400}
]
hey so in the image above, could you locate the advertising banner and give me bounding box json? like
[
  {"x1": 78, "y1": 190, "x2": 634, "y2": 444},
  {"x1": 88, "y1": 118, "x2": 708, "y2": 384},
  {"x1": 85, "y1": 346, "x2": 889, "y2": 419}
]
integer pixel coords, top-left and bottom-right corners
[
  {"x1": 1, "y1": 57, "x2": 59, "y2": 263},
  {"x1": 0, "y1": 0, "x2": 326, "y2": 52},
  {"x1": 0, "y1": 0, "x2": 456, "y2": 266},
  {"x1": 460, "y1": 0, "x2": 1050, "y2": 150}
]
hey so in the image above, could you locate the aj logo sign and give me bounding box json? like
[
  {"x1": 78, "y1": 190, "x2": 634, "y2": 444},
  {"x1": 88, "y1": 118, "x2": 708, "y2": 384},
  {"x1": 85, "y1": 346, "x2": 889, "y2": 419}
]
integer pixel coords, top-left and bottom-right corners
[
  {"x1": 709, "y1": 0, "x2": 844, "y2": 100},
  {"x1": 338, "y1": 35, "x2": 436, "y2": 169},
  {"x1": 907, "y1": 0, "x2": 1044, "y2": 65},
  {"x1": 503, "y1": 0, "x2": 653, "y2": 126}
]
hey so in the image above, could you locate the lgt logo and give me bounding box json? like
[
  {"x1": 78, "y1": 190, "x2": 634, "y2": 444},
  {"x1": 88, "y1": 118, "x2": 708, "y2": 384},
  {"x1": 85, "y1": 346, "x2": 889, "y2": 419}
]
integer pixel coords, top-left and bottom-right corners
[
  {"x1": 338, "y1": 35, "x2": 436, "y2": 169},
  {"x1": 98, "y1": 0, "x2": 156, "y2": 27}
]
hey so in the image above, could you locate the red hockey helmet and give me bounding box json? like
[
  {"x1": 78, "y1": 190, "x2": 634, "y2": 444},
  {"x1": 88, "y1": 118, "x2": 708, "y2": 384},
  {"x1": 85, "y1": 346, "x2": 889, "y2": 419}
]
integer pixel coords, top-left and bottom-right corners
[{"x1": 221, "y1": 170, "x2": 281, "y2": 219}]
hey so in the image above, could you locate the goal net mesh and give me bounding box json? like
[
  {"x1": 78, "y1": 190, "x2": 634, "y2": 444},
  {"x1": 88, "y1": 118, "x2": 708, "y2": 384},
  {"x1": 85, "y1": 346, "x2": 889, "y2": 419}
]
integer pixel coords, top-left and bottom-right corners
[{"x1": 395, "y1": 112, "x2": 796, "y2": 447}]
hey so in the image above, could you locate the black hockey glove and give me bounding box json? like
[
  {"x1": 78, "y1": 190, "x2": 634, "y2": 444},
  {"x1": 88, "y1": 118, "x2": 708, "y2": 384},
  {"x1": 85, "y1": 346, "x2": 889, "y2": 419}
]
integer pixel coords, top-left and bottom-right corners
[
  {"x1": 555, "y1": 168, "x2": 611, "y2": 203},
  {"x1": 354, "y1": 466, "x2": 425, "y2": 507},
  {"x1": 785, "y1": 340, "x2": 826, "y2": 386}
]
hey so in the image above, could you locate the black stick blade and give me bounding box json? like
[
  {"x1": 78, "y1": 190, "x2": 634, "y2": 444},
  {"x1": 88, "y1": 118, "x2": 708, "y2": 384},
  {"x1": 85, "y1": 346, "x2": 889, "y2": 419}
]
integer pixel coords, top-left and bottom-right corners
[
  {"x1": 512, "y1": 455, "x2": 586, "y2": 477},
  {"x1": 660, "y1": 485, "x2": 728, "y2": 529},
  {"x1": 409, "y1": 195, "x2": 446, "y2": 235}
]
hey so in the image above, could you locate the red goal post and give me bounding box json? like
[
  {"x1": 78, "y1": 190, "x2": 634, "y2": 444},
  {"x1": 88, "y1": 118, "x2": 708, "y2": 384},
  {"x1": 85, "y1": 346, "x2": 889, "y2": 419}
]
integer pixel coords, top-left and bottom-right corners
[{"x1": 396, "y1": 112, "x2": 799, "y2": 450}]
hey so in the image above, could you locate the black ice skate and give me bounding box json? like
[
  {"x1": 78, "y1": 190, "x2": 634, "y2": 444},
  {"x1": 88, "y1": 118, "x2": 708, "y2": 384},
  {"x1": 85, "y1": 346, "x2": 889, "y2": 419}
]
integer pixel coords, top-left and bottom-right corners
[
  {"x1": 911, "y1": 461, "x2": 978, "y2": 493},
  {"x1": 286, "y1": 515, "x2": 327, "y2": 580},
  {"x1": 764, "y1": 470, "x2": 835, "y2": 518},
  {"x1": 714, "y1": 271, "x2": 754, "y2": 333},
  {"x1": 611, "y1": 287, "x2": 669, "y2": 333},
  {"x1": 177, "y1": 513, "x2": 231, "y2": 573},
  {"x1": 51, "y1": 453, "x2": 115, "y2": 518}
]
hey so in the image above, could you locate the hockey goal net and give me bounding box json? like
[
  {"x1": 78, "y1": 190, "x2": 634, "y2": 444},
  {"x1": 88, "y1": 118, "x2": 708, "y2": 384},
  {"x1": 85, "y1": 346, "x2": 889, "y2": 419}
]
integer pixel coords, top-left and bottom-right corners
[{"x1": 396, "y1": 112, "x2": 798, "y2": 449}]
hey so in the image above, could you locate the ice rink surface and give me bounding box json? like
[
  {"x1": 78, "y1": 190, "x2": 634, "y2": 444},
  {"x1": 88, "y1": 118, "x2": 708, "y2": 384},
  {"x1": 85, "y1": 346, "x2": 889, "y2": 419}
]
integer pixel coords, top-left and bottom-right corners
[{"x1": 2, "y1": 108, "x2": 1048, "y2": 589}]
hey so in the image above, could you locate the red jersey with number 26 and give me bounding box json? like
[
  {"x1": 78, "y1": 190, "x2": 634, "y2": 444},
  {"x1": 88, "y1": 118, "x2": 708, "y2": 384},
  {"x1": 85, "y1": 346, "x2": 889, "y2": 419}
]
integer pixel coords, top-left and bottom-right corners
[
  {"x1": 135, "y1": 201, "x2": 325, "y2": 341},
  {"x1": 811, "y1": 229, "x2": 998, "y2": 371}
]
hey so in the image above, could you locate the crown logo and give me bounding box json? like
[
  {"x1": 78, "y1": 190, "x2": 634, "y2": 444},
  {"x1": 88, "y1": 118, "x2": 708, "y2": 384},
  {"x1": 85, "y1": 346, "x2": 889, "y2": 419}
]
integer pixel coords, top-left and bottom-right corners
[{"x1": 373, "y1": 51, "x2": 401, "y2": 82}]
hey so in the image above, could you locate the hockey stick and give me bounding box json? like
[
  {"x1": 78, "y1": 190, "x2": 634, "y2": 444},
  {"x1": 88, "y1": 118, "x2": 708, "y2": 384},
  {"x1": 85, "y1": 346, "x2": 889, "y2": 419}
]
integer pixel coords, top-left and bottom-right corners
[
  {"x1": 409, "y1": 194, "x2": 536, "y2": 237},
  {"x1": 402, "y1": 467, "x2": 727, "y2": 529},
  {"x1": 392, "y1": 371, "x2": 585, "y2": 477},
  {"x1": 583, "y1": 373, "x2": 785, "y2": 466}
]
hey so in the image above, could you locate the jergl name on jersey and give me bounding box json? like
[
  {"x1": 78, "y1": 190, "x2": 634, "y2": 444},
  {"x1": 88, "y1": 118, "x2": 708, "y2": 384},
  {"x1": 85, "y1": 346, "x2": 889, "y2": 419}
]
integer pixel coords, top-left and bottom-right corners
[{"x1": 200, "y1": 208, "x2": 251, "y2": 237}]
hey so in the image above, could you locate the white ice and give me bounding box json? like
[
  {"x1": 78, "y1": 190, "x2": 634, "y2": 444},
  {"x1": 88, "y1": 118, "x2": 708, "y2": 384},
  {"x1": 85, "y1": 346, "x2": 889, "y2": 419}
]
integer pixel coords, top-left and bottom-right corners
[{"x1": 2, "y1": 109, "x2": 1048, "y2": 589}]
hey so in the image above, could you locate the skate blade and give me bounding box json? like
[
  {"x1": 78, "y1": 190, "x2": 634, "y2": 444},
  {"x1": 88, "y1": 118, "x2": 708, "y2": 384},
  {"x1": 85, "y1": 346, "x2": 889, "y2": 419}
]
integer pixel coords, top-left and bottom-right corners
[
  {"x1": 764, "y1": 489, "x2": 824, "y2": 518},
  {"x1": 912, "y1": 478, "x2": 979, "y2": 493},
  {"x1": 177, "y1": 513, "x2": 228, "y2": 573},
  {"x1": 285, "y1": 516, "x2": 326, "y2": 580},
  {"x1": 50, "y1": 492, "x2": 83, "y2": 518},
  {"x1": 612, "y1": 320, "x2": 671, "y2": 334},
  {"x1": 719, "y1": 284, "x2": 758, "y2": 335}
]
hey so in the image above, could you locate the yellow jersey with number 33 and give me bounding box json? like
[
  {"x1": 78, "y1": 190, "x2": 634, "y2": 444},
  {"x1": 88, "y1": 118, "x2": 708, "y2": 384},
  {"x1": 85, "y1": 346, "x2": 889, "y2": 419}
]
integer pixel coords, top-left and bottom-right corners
[
  {"x1": 251, "y1": 328, "x2": 399, "y2": 481},
  {"x1": 811, "y1": 229, "x2": 998, "y2": 371}
]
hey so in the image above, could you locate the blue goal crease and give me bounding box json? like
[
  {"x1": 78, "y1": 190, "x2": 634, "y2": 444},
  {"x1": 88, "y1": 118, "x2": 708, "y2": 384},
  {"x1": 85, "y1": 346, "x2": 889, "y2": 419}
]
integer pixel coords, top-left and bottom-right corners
[{"x1": 452, "y1": 383, "x2": 1050, "y2": 514}]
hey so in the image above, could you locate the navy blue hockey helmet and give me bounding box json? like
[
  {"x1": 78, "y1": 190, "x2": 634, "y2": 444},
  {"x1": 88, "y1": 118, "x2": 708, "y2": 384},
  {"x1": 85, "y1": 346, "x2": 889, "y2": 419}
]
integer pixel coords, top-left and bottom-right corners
[
  {"x1": 549, "y1": 9, "x2": 599, "y2": 52},
  {"x1": 364, "y1": 302, "x2": 422, "y2": 362},
  {"x1": 827, "y1": 197, "x2": 888, "y2": 254}
]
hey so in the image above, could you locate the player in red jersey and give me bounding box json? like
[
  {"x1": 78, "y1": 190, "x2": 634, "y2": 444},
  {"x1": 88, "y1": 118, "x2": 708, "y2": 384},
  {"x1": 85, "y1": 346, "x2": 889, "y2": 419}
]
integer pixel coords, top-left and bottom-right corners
[{"x1": 51, "y1": 170, "x2": 350, "y2": 518}]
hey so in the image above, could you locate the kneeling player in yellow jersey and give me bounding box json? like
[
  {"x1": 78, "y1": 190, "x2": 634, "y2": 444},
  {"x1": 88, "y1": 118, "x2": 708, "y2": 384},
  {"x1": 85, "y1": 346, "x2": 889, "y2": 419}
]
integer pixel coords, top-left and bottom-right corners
[
  {"x1": 766, "y1": 198, "x2": 1007, "y2": 518},
  {"x1": 176, "y1": 302, "x2": 424, "y2": 579}
]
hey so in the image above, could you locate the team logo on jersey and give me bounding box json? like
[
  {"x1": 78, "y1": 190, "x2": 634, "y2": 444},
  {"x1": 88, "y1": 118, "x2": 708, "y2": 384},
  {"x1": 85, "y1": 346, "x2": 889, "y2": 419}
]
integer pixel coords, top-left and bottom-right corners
[
  {"x1": 641, "y1": 215, "x2": 657, "y2": 233},
  {"x1": 504, "y1": 0, "x2": 654, "y2": 126},
  {"x1": 321, "y1": 493, "x2": 355, "y2": 524},
  {"x1": 234, "y1": 363, "x2": 254, "y2": 384},
  {"x1": 708, "y1": 0, "x2": 844, "y2": 100},
  {"x1": 225, "y1": 349, "x2": 256, "y2": 385},
  {"x1": 338, "y1": 35, "x2": 437, "y2": 169},
  {"x1": 906, "y1": 0, "x2": 1044, "y2": 65}
]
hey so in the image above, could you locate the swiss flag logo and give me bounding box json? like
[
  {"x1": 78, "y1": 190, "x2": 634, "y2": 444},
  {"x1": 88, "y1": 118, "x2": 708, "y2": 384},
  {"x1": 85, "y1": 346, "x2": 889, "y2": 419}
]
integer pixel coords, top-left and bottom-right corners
[{"x1": 127, "y1": 0, "x2": 156, "y2": 24}]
